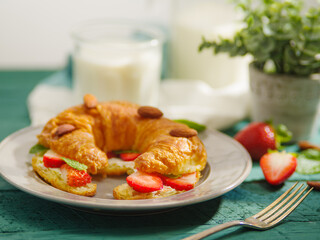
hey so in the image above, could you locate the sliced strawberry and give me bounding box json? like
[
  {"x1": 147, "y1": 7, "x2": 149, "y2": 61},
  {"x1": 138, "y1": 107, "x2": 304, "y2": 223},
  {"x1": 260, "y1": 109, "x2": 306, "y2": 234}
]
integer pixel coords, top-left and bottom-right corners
[
  {"x1": 107, "y1": 151, "x2": 117, "y2": 159},
  {"x1": 60, "y1": 164, "x2": 92, "y2": 187},
  {"x1": 162, "y1": 172, "x2": 199, "y2": 191},
  {"x1": 126, "y1": 171, "x2": 163, "y2": 193},
  {"x1": 260, "y1": 151, "x2": 297, "y2": 185},
  {"x1": 43, "y1": 150, "x2": 65, "y2": 168},
  {"x1": 119, "y1": 152, "x2": 141, "y2": 161}
]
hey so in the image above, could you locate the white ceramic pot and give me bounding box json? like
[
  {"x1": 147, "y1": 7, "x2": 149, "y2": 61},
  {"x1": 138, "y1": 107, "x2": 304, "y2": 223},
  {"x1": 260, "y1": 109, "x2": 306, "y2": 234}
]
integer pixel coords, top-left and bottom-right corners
[{"x1": 249, "y1": 63, "x2": 320, "y2": 141}]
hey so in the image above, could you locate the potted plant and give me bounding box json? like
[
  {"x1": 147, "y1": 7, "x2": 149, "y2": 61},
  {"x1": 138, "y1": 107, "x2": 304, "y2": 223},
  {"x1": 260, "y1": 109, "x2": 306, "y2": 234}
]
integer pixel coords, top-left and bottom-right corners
[{"x1": 199, "y1": 0, "x2": 320, "y2": 141}]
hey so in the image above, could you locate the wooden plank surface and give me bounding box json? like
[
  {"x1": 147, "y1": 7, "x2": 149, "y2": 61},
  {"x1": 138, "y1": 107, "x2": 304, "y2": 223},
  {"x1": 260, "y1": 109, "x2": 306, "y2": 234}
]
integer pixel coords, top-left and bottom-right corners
[{"x1": 0, "y1": 71, "x2": 319, "y2": 240}]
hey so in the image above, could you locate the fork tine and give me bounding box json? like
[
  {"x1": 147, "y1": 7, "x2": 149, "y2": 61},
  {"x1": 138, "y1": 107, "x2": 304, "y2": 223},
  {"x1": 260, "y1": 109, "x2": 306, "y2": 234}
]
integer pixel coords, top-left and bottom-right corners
[
  {"x1": 182, "y1": 183, "x2": 312, "y2": 239},
  {"x1": 264, "y1": 185, "x2": 311, "y2": 224},
  {"x1": 268, "y1": 187, "x2": 313, "y2": 226},
  {"x1": 258, "y1": 183, "x2": 303, "y2": 221},
  {"x1": 252, "y1": 182, "x2": 298, "y2": 218}
]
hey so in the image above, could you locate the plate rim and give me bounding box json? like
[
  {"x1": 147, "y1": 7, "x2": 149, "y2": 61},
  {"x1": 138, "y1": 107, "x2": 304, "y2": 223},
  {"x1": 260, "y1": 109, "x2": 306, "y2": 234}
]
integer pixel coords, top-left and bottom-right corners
[{"x1": 0, "y1": 125, "x2": 252, "y2": 212}]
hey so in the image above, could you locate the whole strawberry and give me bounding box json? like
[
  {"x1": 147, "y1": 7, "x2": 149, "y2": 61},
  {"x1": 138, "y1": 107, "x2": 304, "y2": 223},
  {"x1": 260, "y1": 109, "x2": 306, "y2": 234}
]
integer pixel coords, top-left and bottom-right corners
[{"x1": 234, "y1": 122, "x2": 292, "y2": 161}]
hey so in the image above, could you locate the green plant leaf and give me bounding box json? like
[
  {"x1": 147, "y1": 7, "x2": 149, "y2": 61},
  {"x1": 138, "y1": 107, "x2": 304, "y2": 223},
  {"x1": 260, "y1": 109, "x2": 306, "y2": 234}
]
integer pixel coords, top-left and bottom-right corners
[
  {"x1": 29, "y1": 143, "x2": 48, "y2": 155},
  {"x1": 61, "y1": 157, "x2": 88, "y2": 171},
  {"x1": 198, "y1": 0, "x2": 320, "y2": 76},
  {"x1": 173, "y1": 119, "x2": 206, "y2": 132}
]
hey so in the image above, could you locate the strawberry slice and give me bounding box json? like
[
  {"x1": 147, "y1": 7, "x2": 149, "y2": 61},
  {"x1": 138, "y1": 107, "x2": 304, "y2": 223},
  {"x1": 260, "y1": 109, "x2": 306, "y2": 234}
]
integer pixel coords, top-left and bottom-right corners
[
  {"x1": 162, "y1": 172, "x2": 199, "y2": 191},
  {"x1": 126, "y1": 171, "x2": 163, "y2": 193},
  {"x1": 60, "y1": 164, "x2": 92, "y2": 187},
  {"x1": 260, "y1": 151, "x2": 297, "y2": 185},
  {"x1": 43, "y1": 150, "x2": 65, "y2": 168},
  {"x1": 119, "y1": 152, "x2": 141, "y2": 161}
]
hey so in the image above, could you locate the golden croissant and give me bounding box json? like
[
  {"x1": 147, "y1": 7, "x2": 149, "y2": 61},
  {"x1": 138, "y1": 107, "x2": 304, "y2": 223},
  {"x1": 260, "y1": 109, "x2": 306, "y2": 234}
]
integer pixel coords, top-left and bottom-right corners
[{"x1": 32, "y1": 94, "x2": 207, "y2": 199}]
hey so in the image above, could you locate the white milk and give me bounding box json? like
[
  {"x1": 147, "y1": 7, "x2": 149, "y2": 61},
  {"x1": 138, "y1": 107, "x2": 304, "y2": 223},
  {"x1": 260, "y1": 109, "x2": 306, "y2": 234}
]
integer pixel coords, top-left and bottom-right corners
[
  {"x1": 71, "y1": 22, "x2": 163, "y2": 105},
  {"x1": 73, "y1": 42, "x2": 161, "y2": 105},
  {"x1": 169, "y1": 1, "x2": 249, "y2": 88}
]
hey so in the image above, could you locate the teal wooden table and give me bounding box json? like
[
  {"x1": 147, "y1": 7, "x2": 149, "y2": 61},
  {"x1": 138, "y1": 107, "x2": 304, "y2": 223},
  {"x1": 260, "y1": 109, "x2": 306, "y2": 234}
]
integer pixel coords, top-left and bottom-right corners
[{"x1": 0, "y1": 70, "x2": 319, "y2": 240}]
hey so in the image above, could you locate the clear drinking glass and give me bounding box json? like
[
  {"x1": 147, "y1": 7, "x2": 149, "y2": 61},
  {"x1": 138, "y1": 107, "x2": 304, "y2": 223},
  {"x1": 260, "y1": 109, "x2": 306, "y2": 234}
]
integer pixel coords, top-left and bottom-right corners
[{"x1": 71, "y1": 20, "x2": 164, "y2": 105}]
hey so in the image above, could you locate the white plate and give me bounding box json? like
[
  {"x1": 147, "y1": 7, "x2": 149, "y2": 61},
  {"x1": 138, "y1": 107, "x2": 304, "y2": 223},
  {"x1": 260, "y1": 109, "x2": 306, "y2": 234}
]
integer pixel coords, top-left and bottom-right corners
[{"x1": 0, "y1": 126, "x2": 251, "y2": 213}]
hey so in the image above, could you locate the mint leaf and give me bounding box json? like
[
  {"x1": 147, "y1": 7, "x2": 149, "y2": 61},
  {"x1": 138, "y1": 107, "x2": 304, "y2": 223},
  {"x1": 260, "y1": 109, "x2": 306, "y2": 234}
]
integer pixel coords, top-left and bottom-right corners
[
  {"x1": 61, "y1": 157, "x2": 88, "y2": 171},
  {"x1": 173, "y1": 119, "x2": 206, "y2": 132},
  {"x1": 296, "y1": 155, "x2": 320, "y2": 174},
  {"x1": 300, "y1": 149, "x2": 320, "y2": 160},
  {"x1": 296, "y1": 149, "x2": 320, "y2": 174},
  {"x1": 29, "y1": 143, "x2": 48, "y2": 155}
]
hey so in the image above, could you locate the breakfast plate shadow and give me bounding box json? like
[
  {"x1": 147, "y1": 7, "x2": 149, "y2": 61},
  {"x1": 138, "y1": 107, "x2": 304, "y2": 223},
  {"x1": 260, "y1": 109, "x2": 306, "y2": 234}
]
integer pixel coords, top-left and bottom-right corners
[{"x1": 0, "y1": 126, "x2": 252, "y2": 214}]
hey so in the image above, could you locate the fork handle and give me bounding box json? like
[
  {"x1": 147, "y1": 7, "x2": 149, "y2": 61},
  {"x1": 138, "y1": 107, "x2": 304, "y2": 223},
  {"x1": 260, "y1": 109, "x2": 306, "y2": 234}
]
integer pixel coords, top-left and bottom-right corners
[{"x1": 182, "y1": 220, "x2": 244, "y2": 240}]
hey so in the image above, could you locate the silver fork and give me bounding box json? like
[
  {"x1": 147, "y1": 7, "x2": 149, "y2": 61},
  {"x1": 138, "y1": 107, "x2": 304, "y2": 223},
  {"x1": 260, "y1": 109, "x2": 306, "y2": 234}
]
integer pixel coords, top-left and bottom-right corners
[{"x1": 183, "y1": 182, "x2": 313, "y2": 240}]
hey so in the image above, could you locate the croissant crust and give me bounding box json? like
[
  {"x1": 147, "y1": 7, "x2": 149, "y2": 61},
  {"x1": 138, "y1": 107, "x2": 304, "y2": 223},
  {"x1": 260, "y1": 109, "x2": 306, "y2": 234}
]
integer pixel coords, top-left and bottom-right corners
[{"x1": 37, "y1": 101, "x2": 207, "y2": 176}]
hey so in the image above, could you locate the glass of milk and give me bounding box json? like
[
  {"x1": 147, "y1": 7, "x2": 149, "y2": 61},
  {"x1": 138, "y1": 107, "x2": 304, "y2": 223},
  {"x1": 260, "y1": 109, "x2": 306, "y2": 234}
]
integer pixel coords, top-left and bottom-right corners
[{"x1": 71, "y1": 20, "x2": 163, "y2": 105}]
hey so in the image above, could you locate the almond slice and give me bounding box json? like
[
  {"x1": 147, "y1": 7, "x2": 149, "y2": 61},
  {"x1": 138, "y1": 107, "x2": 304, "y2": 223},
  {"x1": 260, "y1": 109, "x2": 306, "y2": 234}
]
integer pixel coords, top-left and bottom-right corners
[
  {"x1": 170, "y1": 128, "x2": 197, "y2": 138},
  {"x1": 299, "y1": 141, "x2": 320, "y2": 151},
  {"x1": 138, "y1": 106, "x2": 163, "y2": 119},
  {"x1": 307, "y1": 181, "x2": 320, "y2": 191},
  {"x1": 84, "y1": 94, "x2": 98, "y2": 109},
  {"x1": 55, "y1": 124, "x2": 76, "y2": 137}
]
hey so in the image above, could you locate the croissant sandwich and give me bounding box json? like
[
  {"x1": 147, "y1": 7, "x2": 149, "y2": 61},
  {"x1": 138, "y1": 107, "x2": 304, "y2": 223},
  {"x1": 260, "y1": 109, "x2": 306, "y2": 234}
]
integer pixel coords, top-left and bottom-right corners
[{"x1": 31, "y1": 94, "x2": 207, "y2": 199}]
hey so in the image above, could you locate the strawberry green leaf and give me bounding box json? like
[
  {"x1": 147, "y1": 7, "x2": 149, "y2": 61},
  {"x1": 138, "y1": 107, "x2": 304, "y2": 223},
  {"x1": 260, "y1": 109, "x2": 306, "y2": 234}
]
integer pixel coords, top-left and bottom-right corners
[
  {"x1": 267, "y1": 149, "x2": 298, "y2": 158},
  {"x1": 264, "y1": 119, "x2": 273, "y2": 126},
  {"x1": 61, "y1": 157, "x2": 88, "y2": 171},
  {"x1": 29, "y1": 143, "x2": 48, "y2": 155},
  {"x1": 267, "y1": 149, "x2": 279, "y2": 154},
  {"x1": 173, "y1": 119, "x2": 206, "y2": 132},
  {"x1": 275, "y1": 124, "x2": 292, "y2": 147}
]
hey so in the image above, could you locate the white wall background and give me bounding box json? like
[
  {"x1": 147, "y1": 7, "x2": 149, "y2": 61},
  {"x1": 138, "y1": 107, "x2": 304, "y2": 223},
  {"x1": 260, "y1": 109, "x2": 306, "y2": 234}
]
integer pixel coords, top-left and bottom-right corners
[
  {"x1": 0, "y1": 0, "x2": 171, "y2": 69},
  {"x1": 0, "y1": 0, "x2": 318, "y2": 70}
]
